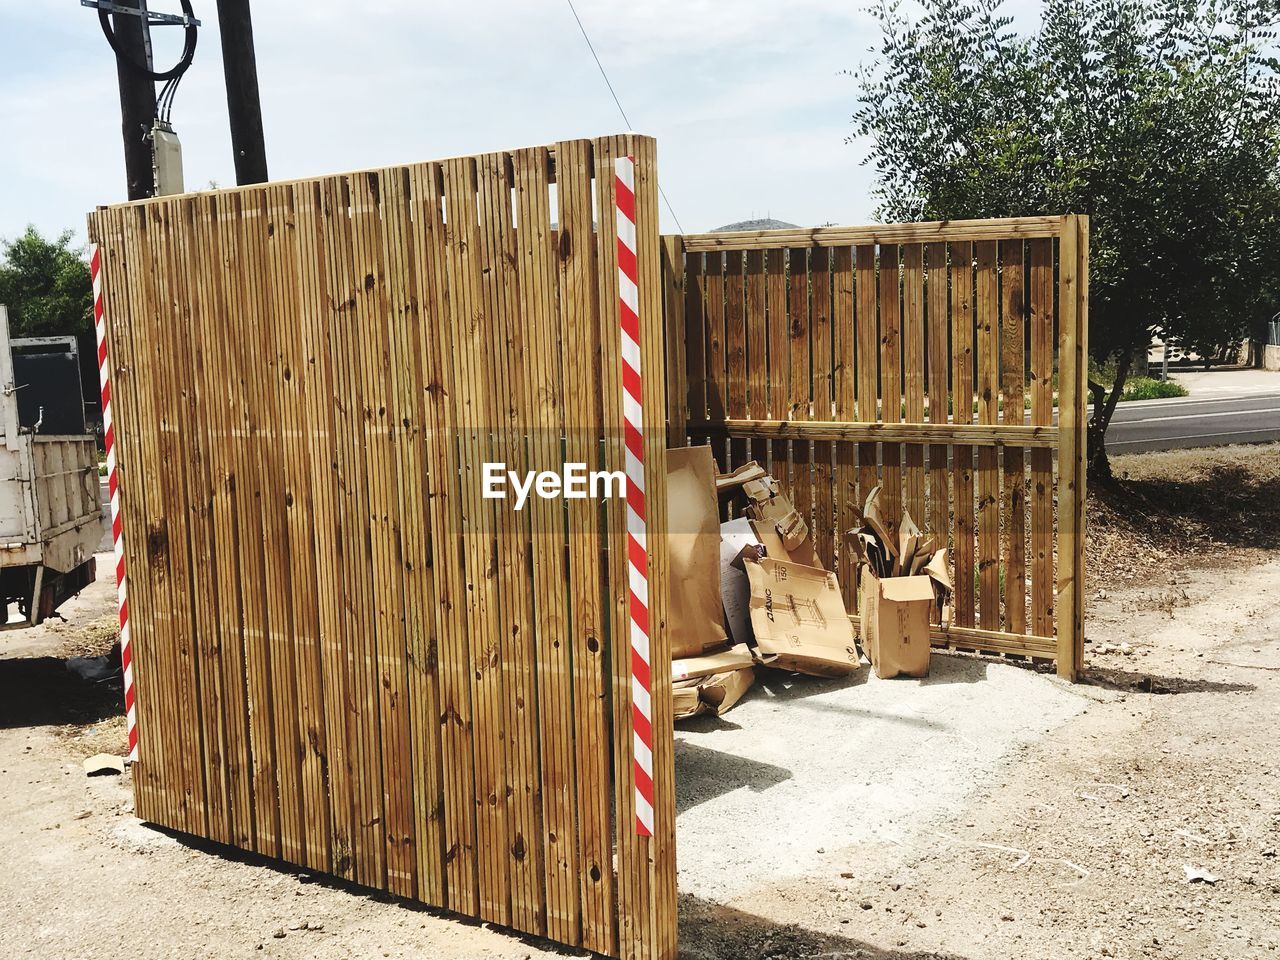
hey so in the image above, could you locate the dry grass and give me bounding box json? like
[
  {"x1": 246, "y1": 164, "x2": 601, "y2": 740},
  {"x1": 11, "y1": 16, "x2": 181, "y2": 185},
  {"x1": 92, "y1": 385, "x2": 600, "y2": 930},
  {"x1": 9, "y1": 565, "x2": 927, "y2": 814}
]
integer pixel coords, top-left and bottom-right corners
[{"x1": 1087, "y1": 443, "x2": 1280, "y2": 591}]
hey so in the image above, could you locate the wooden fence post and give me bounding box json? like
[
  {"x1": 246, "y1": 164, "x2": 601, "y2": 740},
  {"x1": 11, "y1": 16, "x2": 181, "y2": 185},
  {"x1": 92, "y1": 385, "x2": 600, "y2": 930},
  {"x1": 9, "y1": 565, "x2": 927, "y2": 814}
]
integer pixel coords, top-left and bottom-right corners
[{"x1": 1056, "y1": 215, "x2": 1088, "y2": 680}]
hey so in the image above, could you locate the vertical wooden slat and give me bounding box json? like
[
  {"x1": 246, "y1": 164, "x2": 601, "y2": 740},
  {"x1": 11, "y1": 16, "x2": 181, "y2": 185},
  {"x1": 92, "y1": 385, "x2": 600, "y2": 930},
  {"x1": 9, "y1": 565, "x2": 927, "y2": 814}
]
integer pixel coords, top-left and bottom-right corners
[
  {"x1": 854, "y1": 245, "x2": 879, "y2": 518},
  {"x1": 511, "y1": 146, "x2": 578, "y2": 942},
  {"x1": 902, "y1": 243, "x2": 926, "y2": 526},
  {"x1": 745, "y1": 249, "x2": 767, "y2": 465},
  {"x1": 765, "y1": 249, "x2": 789, "y2": 485},
  {"x1": 476, "y1": 153, "x2": 543, "y2": 931},
  {"x1": 685, "y1": 252, "x2": 707, "y2": 444},
  {"x1": 706, "y1": 252, "x2": 727, "y2": 471},
  {"x1": 878, "y1": 244, "x2": 901, "y2": 539},
  {"x1": 788, "y1": 248, "x2": 812, "y2": 519},
  {"x1": 1057, "y1": 216, "x2": 1088, "y2": 679},
  {"x1": 950, "y1": 241, "x2": 976, "y2": 629},
  {"x1": 662, "y1": 235, "x2": 688, "y2": 448},
  {"x1": 318, "y1": 177, "x2": 377, "y2": 881},
  {"x1": 832, "y1": 246, "x2": 856, "y2": 608},
  {"x1": 143, "y1": 200, "x2": 209, "y2": 838},
  {"x1": 167, "y1": 197, "x2": 230, "y2": 848},
  {"x1": 294, "y1": 181, "x2": 358, "y2": 879},
  {"x1": 705, "y1": 251, "x2": 727, "y2": 468},
  {"x1": 810, "y1": 247, "x2": 834, "y2": 569},
  {"x1": 1028, "y1": 238, "x2": 1055, "y2": 640},
  {"x1": 1001, "y1": 240, "x2": 1027, "y2": 636},
  {"x1": 184, "y1": 196, "x2": 255, "y2": 849},
  {"x1": 343, "y1": 175, "x2": 392, "y2": 888},
  {"x1": 380, "y1": 167, "x2": 447, "y2": 903},
  {"x1": 554, "y1": 139, "x2": 614, "y2": 953},
  {"x1": 268, "y1": 185, "x2": 334, "y2": 874},
  {"x1": 407, "y1": 162, "x2": 480, "y2": 916},
  {"x1": 726, "y1": 251, "x2": 748, "y2": 469},
  {"x1": 974, "y1": 240, "x2": 1001, "y2": 630},
  {"x1": 443, "y1": 156, "x2": 511, "y2": 925},
  {"x1": 925, "y1": 242, "x2": 950, "y2": 565}
]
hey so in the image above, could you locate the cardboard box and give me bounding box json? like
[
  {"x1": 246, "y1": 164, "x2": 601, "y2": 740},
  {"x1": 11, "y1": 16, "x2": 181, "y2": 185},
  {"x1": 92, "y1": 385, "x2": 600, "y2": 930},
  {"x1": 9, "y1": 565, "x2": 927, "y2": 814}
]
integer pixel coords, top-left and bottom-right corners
[
  {"x1": 672, "y1": 643, "x2": 754, "y2": 682},
  {"x1": 859, "y1": 568, "x2": 934, "y2": 679},
  {"x1": 743, "y1": 556, "x2": 860, "y2": 678},
  {"x1": 673, "y1": 666, "x2": 756, "y2": 719},
  {"x1": 667, "y1": 445, "x2": 729, "y2": 659},
  {"x1": 719, "y1": 518, "x2": 761, "y2": 645}
]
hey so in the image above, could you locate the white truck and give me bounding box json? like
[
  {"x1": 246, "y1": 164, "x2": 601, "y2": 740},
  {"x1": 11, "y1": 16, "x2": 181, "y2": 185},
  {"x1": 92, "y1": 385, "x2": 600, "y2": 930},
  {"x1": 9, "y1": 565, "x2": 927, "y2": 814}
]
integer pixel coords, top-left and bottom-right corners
[{"x1": 0, "y1": 304, "x2": 103, "y2": 628}]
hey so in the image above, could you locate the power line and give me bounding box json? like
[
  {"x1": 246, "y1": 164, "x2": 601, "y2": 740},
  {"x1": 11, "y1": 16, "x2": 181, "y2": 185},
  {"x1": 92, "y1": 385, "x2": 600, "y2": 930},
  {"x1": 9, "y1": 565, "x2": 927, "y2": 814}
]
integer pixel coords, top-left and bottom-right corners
[{"x1": 563, "y1": 0, "x2": 686, "y2": 234}]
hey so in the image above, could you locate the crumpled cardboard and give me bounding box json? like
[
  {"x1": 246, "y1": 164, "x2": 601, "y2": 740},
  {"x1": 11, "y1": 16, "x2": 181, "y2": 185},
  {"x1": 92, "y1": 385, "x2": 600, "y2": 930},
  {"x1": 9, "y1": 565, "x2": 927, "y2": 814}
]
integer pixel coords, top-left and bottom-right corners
[
  {"x1": 672, "y1": 643, "x2": 754, "y2": 682},
  {"x1": 668, "y1": 445, "x2": 730, "y2": 659},
  {"x1": 743, "y1": 555, "x2": 860, "y2": 678},
  {"x1": 747, "y1": 494, "x2": 823, "y2": 569},
  {"x1": 716, "y1": 460, "x2": 768, "y2": 500},
  {"x1": 674, "y1": 666, "x2": 756, "y2": 719},
  {"x1": 860, "y1": 568, "x2": 935, "y2": 679}
]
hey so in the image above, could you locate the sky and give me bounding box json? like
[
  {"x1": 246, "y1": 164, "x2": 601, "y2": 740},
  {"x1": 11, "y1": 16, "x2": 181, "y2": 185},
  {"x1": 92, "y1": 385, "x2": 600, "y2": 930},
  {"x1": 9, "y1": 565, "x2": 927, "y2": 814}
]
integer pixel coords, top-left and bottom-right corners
[{"x1": 0, "y1": 0, "x2": 1038, "y2": 247}]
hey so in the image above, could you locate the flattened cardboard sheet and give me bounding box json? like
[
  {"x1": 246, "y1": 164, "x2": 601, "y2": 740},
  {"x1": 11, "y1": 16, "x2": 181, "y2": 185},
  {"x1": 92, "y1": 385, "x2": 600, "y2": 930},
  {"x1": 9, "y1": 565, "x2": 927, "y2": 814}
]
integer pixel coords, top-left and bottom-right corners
[{"x1": 744, "y1": 556, "x2": 859, "y2": 677}]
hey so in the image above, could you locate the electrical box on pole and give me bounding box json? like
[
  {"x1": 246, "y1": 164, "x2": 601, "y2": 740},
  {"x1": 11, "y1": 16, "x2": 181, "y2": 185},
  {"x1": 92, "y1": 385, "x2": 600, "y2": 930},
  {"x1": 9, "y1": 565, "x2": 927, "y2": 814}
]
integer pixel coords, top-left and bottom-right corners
[{"x1": 83, "y1": 1, "x2": 200, "y2": 201}]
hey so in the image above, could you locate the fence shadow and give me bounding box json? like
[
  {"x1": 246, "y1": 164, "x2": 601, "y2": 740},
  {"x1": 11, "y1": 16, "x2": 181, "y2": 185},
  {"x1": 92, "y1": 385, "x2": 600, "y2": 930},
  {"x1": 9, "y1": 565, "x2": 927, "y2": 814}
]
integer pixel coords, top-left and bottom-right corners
[
  {"x1": 678, "y1": 893, "x2": 970, "y2": 960},
  {"x1": 674, "y1": 739, "x2": 792, "y2": 815},
  {"x1": 1079, "y1": 665, "x2": 1255, "y2": 695}
]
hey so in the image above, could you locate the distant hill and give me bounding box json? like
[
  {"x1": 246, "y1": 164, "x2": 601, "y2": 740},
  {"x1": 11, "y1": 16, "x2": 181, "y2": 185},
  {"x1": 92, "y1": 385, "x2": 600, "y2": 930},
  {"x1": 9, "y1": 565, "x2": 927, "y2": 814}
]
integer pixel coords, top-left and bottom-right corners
[{"x1": 710, "y1": 218, "x2": 800, "y2": 232}]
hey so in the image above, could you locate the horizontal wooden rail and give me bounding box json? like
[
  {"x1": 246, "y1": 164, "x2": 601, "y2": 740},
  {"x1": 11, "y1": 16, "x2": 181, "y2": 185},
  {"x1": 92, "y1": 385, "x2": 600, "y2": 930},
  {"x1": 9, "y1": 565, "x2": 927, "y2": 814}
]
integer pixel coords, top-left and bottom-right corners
[
  {"x1": 700, "y1": 419, "x2": 1059, "y2": 448},
  {"x1": 848, "y1": 616, "x2": 1055, "y2": 658},
  {"x1": 929, "y1": 624, "x2": 1056, "y2": 657},
  {"x1": 682, "y1": 216, "x2": 1068, "y2": 252}
]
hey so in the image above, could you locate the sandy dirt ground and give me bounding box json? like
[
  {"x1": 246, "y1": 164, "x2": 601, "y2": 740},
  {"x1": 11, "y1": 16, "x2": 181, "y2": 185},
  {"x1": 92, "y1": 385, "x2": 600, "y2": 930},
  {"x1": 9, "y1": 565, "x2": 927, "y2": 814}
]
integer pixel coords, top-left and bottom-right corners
[{"x1": 2, "y1": 466, "x2": 1278, "y2": 958}]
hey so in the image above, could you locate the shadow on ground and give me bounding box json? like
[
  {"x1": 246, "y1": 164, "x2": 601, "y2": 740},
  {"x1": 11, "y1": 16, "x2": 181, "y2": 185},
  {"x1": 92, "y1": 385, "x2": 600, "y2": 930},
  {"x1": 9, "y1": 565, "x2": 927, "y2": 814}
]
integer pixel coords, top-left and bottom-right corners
[
  {"x1": 679, "y1": 894, "x2": 968, "y2": 959},
  {"x1": 674, "y1": 739, "x2": 792, "y2": 815},
  {"x1": 1080, "y1": 664, "x2": 1255, "y2": 695},
  {"x1": 145, "y1": 820, "x2": 968, "y2": 960},
  {"x1": 0, "y1": 654, "x2": 123, "y2": 728},
  {"x1": 1098, "y1": 449, "x2": 1280, "y2": 552}
]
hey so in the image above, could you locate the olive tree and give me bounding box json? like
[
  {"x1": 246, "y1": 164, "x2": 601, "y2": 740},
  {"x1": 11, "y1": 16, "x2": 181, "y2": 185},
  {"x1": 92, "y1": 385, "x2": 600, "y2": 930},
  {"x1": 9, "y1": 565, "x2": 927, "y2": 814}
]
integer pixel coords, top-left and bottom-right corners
[{"x1": 851, "y1": 0, "x2": 1280, "y2": 479}]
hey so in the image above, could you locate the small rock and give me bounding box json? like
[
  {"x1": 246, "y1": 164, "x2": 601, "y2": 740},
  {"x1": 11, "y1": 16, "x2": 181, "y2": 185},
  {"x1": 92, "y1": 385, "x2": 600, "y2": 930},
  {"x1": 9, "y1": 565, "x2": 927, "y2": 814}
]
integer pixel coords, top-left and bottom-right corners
[
  {"x1": 272, "y1": 929, "x2": 286, "y2": 939},
  {"x1": 1001, "y1": 914, "x2": 1014, "y2": 922},
  {"x1": 860, "y1": 901, "x2": 873, "y2": 910}
]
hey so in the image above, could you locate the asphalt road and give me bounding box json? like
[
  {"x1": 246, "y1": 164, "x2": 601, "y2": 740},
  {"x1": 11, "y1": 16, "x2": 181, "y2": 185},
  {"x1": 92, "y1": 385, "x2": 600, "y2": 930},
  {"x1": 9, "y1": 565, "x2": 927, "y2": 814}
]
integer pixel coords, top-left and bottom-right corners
[{"x1": 1105, "y1": 391, "x2": 1280, "y2": 454}]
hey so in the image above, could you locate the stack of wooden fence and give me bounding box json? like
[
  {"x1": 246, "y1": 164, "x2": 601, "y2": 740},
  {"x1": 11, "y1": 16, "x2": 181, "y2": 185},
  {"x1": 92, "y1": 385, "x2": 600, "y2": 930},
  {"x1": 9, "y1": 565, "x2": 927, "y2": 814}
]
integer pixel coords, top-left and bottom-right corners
[
  {"x1": 667, "y1": 218, "x2": 1088, "y2": 676},
  {"x1": 88, "y1": 134, "x2": 677, "y2": 960}
]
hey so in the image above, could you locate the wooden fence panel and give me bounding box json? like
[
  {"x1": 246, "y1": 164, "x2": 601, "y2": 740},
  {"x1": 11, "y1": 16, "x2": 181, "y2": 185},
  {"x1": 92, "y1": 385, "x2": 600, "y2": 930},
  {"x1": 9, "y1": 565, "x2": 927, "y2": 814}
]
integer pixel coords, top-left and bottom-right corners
[
  {"x1": 89, "y1": 134, "x2": 675, "y2": 960},
  {"x1": 677, "y1": 217, "x2": 1088, "y2": 676}
]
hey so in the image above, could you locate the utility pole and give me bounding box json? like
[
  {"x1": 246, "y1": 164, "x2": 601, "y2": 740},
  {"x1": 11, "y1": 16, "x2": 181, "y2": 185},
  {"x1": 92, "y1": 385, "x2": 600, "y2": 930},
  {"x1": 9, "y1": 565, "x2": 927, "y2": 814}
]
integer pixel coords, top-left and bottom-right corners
[
  {"x1": 112, "y1": 0, "x2": 157, "y2": 201},
  {"x1": 215, "y1": 0, "x2": 268, "y2": 185}
]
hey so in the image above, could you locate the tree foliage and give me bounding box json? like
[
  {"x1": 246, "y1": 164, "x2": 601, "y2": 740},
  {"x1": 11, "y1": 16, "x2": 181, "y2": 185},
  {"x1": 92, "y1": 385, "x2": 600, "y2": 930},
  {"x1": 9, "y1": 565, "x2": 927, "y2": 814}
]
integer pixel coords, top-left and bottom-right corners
[
  {"x1": 852, "y1": 0, "x2": 1280, "y2": 477},
  {"x1": 0, "y1": 227, "x2": 93, "y2": 340}
]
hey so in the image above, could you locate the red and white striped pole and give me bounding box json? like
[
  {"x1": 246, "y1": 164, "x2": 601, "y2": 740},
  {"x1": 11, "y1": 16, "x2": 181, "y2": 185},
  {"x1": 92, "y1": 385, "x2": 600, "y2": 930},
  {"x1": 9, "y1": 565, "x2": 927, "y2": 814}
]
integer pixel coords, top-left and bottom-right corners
[
  {"x1": 614, "y1": 155, "x2": 653, "y2": 837},
  {"x1": 91, "y1": 244, "x2": 137, "y2": 764}
]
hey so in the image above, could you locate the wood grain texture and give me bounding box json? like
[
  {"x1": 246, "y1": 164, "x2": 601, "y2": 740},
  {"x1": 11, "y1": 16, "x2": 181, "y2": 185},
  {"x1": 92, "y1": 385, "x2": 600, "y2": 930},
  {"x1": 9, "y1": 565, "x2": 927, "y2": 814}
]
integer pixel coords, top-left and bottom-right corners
[
  {"x1": 89, "y1": 135, "x2": 675, "y2": 960},
  {"x1": 684, "y1": 221, "x2": 1085, "y2": 669}
]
